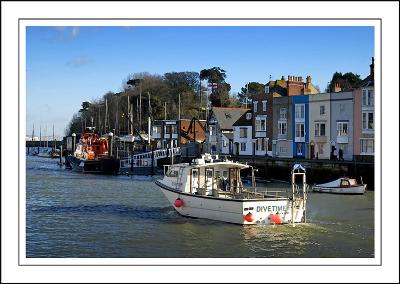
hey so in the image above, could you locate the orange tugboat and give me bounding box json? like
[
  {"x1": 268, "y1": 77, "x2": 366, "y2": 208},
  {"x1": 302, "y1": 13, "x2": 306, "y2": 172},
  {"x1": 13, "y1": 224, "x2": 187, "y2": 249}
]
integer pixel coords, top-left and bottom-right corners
[{"x1": 65, "y1": 132, "x2": 120, "y2": 174}]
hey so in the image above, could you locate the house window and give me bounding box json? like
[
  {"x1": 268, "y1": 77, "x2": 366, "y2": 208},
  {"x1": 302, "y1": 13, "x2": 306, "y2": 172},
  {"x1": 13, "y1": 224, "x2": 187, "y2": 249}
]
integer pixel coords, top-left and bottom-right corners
[
  {"x1": 256, "y1": 138, "x2": 265, "y2": 151},
  {"x1": 361, "y1": 138, "x2": 374, "y2": 154},
  {"x1": 165, "y1": 125, "x2": 172, "y2": 134},
  {"x1": 265, "y1": 86, "x2": 270, "y2": 94},
  {"x1": 318, "y1": 144, "x2": 324, "y2": 155},
  {"x1": 362, "y1": 89, "x2": 374, "y2": 106},
  {"x1": 314, "y1": 123, "x2": 326, "y2": 136},
  {"x1": 320, "y1": 105, "x2": 325, "y2": 115},
  {"x1": 262, "y1": 100, "x2": 267, "y2": 112},
  {"x1": 278, "y1": 121, "x2": 287, "y2": 135},
  {"x1": 339, "y1": 104, "x2": 345, "y2": 113},
  {"x1": 362, "y1": 111, "x2": 374, "y2": 131},
  {"x1": 171, "y1": 125, "x2": 178, "y2": 134},
  {"x1": 295, "y1": 123, "x2": 305, "y2": 138},
  {"x1": 152, "y1": 126, "x2": 161, "y2": 134},
  {"x1": 246, "y1": 113, "x2": 252, "y2": 120},
  {"x1": 253, "y1": 101, "x2": 258, "y2": 112},
  {"x1": 255, "y1": 117, "x2": 266, "y2": 131},
  {"x1": 240, "y1": 142, "x2": 246, "y2": 151},
  {"x1": 240, "y1": 127, "x2": 248, "y2": 138},
  {"x1": 295, "y1": 104, "x2": 305, "y2": 119},
  {"x1": 337, "y1": 122, "x2": 348, "y2": 136},
  {"x1": 280, "y1": 108, "x2": 287, "y2": 120},
  {"x1": 279, "y1": 146, "x2": 287, "y2": 153},
  {"x1": 222, "y1": 139, "x2": 227, "y2": 147},
  {"x1": 209, "y1": 125, "x2": 215, "y2": 136}
]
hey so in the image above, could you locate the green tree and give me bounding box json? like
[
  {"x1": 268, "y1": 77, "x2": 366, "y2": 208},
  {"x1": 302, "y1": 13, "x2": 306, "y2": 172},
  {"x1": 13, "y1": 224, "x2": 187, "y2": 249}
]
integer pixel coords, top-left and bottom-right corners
[
  {"x1": 328, "y1": 72, "x2": 362, "y2": 92},
  {"x1": 200, "y1": 67, "x2": 231, "y2": 107},
  {"x1": 237, "y1": 82, "x2": 265, "y2": 105}
]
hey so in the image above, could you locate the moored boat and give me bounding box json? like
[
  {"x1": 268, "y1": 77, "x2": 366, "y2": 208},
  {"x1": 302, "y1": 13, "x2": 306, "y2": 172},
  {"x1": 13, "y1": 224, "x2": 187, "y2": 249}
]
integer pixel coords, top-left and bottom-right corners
[
  {"x1": 65, "y1": 132, "x2": 119, "y2": 175},
  {"x1": 312, "y1": 177, "x2": 366, "y2": 194},
  {"x1": 155, "y1": 154, "x2": 308, "y2": 225}
]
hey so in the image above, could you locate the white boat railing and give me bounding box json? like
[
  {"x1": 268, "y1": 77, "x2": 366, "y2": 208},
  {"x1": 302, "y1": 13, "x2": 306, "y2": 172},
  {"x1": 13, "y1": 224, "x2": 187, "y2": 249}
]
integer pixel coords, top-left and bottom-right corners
[{"x1": 120, "y1": 147, "x2": 181, "y2": 169}]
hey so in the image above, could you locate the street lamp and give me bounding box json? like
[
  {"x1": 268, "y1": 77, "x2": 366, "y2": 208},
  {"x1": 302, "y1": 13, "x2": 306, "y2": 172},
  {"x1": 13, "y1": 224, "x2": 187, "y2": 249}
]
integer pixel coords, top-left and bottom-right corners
[{"x1": 72, "y1": 133, "x2": 76, "y2": 153}]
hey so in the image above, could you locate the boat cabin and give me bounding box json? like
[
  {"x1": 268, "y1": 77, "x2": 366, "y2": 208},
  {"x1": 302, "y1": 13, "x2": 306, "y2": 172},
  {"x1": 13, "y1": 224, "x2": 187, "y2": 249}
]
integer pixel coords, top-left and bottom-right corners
[{"x1": 163, "y1": 154, "x2": 261, "y2": 199}]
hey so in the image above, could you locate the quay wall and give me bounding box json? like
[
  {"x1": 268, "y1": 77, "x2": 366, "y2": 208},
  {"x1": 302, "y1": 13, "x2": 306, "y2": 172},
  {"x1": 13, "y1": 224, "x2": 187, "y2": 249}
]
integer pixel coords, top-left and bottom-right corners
[{"x1": 233, "y1": 156, "x2": 375, "y2": 190}]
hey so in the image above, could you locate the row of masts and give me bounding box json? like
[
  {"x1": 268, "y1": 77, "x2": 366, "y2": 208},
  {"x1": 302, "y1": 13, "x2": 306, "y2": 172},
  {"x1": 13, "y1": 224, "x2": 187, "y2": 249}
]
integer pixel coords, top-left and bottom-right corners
[{"x1": 31, "y1": 124, "x2": 56, "y2": 147}]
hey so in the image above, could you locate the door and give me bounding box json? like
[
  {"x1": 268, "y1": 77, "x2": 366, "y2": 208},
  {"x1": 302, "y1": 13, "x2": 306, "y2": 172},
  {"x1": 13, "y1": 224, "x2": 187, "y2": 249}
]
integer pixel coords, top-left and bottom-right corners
[
  {"x1": 191, "y1": 168, "x2": 199, "y2": 193},
  {"x1": 205, "y1": 168, "x2": 214, "y2": 194},
  {"x1": 310, "y1": 144, "x2": 315, "y2": 159}
]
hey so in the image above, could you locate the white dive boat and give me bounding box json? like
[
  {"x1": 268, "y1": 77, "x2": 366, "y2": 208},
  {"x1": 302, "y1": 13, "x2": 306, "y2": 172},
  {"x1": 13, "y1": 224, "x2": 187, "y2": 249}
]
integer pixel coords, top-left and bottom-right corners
[
  {"x1": 155, "y1": 154, "x2": 308, "y2": 225},
  {"x1": 312, "y1": 177, "x2": 366, "y2": 194}
]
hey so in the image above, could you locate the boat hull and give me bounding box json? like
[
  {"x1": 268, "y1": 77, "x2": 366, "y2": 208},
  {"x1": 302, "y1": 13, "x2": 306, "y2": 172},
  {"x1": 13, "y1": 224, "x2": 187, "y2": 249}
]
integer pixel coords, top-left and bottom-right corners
[
  {"x1": 312, "y1": 184, "x2": 366, "y2": 194},
  {"x1": 156, "y1": 180, "x2": 305, "y2": 225},
  {"x1": 65, "y1": 155, "x2": 120, "y2": 175}
]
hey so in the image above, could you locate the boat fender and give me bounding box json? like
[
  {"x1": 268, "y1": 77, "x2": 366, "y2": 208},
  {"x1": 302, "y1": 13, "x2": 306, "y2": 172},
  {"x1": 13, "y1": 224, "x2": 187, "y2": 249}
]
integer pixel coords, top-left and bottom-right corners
[
  {"x1": 174, "y1": 198, "x2": 184, "y2": 208},
  {"x1": 243, "y1": 212, "x2": 254, "y2": 223},
  {"x1": 270, "y1": 213, "x2": 282, "y2": 225}
]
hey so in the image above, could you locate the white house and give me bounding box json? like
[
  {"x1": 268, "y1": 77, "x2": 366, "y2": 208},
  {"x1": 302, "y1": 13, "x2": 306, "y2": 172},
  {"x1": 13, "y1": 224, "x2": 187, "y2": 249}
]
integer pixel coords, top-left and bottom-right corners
[{"x1": 233, "y1": 110, "x2": 253, "y2": 156}]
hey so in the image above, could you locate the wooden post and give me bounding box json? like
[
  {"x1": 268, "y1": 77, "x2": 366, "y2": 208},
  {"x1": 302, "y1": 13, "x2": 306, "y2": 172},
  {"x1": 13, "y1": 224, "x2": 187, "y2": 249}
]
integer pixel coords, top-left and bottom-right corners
[{"x1": 59, "y1": 145, "x2": 63, "y2": 166}]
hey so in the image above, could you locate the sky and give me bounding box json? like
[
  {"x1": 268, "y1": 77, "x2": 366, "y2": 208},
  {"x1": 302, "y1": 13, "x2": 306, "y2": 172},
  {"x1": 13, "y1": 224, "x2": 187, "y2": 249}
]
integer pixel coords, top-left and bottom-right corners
[{"x1": 26, "y1": 26, "x2": 374, "y2": 138}]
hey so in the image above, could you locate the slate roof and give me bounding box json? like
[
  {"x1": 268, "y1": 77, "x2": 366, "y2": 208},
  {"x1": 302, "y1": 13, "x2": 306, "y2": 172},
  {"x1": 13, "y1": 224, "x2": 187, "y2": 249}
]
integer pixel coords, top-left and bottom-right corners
[
  {"x1": 232, "y1": 110, "x2": 253, "y2": 126},
  {"x1": 360, "y1": 74, "x2": 374, "y2": 87},
  {"x1": 211, "y1": 107, "x2": 250, "y2": 131}
]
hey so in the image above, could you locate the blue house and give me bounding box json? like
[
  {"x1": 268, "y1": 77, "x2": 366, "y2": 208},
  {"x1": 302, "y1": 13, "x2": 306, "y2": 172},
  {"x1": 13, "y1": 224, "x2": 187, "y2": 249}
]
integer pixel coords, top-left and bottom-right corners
[{"x1": 292, "y1": 95, "x2": 309, "y2": 158}]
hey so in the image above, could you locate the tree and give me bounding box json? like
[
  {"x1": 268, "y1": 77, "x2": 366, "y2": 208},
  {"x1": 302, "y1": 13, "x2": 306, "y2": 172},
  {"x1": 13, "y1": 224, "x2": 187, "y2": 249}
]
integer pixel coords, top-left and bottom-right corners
[
  {"x1": 328, "y1": 72, "x2": 362, "y2": 91},
  {"x1": 200, "y1": 67, "x2": 231, "y2": 107},
  {"x1": 237, "y1": 82, "x2": 265, "y2": 105}
]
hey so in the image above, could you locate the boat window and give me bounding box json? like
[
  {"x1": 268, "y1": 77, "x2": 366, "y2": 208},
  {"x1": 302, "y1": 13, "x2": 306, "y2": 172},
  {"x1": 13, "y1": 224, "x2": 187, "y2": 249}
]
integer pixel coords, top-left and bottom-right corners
[
  {"x1": 341, "y1": 179, "x2": 350, "y2": 186},
  {"x1": 166, "y1": 169, "x2": 179, "y2": 177}
]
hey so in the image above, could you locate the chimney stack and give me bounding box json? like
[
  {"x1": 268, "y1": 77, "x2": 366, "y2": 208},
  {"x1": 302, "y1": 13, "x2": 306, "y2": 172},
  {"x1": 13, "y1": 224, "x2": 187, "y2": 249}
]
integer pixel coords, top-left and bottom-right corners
[
  {"x1": 370, "y1": 57, "x2": 374, "y2": 77},
  {"x1": 333, "y1": 82, "x2": 342, "y2": 93},
  {"x1": 306, "y1": 75, "x2": 312, "y2": 83}
]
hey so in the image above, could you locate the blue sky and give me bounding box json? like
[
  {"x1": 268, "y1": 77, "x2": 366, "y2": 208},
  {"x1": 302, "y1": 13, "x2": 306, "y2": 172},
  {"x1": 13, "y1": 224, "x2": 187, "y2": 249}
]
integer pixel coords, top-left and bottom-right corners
[{"x1": 26, "y1": 26, "x2": 374, "y2": 137}]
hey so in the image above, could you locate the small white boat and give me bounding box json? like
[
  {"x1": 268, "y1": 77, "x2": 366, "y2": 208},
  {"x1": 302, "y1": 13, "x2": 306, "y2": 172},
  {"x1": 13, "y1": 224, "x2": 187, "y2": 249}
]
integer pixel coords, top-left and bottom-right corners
[
  {"x1": 312, "y1": 177, "x2": 366, "y2": 194},
  {"x1": 155, "y1": 154, "x2": 308, "y2": 225}
]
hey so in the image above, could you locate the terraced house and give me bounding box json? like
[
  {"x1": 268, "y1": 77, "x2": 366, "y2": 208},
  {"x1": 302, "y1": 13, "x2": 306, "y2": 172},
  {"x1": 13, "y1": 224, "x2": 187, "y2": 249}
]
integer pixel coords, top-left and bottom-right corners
[
  {"x1": 353, "y1": 57, "x2": 375, "y2": 161},
  {"x1": 206, "y1": 107, "x2": 250, "y2": 155}
]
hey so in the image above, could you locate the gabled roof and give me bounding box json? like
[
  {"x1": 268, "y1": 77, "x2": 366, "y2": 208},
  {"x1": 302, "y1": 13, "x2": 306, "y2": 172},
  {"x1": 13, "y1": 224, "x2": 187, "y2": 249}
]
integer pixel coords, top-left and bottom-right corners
[
  {"x1": 210, "y1": 107, "x2": 250, "y2": 130},
  {"x1": 232, "y1": 110, "x2": 253, "y2": 127}
]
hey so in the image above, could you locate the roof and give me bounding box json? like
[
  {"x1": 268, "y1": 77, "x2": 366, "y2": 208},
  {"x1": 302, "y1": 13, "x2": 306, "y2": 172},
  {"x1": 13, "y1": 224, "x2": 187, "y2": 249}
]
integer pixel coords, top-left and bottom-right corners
[
  {"x1": 211, "y1": 107, "x2": 250, "y2": 130},
  {"x1": 222, "y1": 132, "x2": 234, "y2": 140},
  {"x1": 268, "y1": 79, "x2": 287, "y2": 97},
  {"x1": 232, "y1": 110, "x2": 253, "y2": 126},
  {"x1": 360, "y1": 74, "x2": 374, "y2": 87}
]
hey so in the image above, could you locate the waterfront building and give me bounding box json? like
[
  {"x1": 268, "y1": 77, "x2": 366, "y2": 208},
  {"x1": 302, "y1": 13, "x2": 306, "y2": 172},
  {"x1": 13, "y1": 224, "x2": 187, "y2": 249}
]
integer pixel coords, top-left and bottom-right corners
[
  {"x1": 232, "y1": 110, "x2": 253, "y2": 156},
  {"x1": 308, "y1": 92, "x2": 331, "y2": 159},
  {"x1": 152, "y1": 120, "x2": 178, "y2": 149},
  {"x1": 206, "y1": 107, "x2": 250, "y2": 155},
  {"x1": 258, "y1": 76, "x2": 291, "y2": 156},
  {"x1": 272, "y1": 96, "x2": 293, "y2": 158},
  {"x1": 353, "y1": 57, "x2": 375, "y2": 161},
  {"x1": 292, "y1": 95, "x2": 309, "y2": 158},
  {"x1": 152, "y1": 119, "x2": 206, "y2": 150},
  {"x1": 330, "y1": 88, "x2": 354, "y2": 161}
]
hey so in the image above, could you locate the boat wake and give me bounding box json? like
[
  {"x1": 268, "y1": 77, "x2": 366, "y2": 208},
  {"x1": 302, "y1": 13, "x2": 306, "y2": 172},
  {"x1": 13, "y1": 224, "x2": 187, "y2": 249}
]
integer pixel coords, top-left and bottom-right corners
[{"x1": 28, "y1": 204, "x2": 186, "y2": 222}]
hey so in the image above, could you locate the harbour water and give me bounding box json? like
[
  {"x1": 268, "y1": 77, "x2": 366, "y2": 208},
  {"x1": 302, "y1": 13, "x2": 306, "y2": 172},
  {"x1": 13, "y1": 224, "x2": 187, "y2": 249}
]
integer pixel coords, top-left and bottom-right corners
[{"x1": 26, "y1": 155, "x2": 374, "y2": 258}]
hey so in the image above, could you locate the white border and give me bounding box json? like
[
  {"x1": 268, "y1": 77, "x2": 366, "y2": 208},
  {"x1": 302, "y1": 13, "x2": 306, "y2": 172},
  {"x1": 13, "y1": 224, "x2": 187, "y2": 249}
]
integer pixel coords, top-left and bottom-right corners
[
  {"x1": 19, "y1": 18, "x2": 381, "y2": 267},
  {"x1": 2, "y1": 1, "x2": 398, "y2": 283}
]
